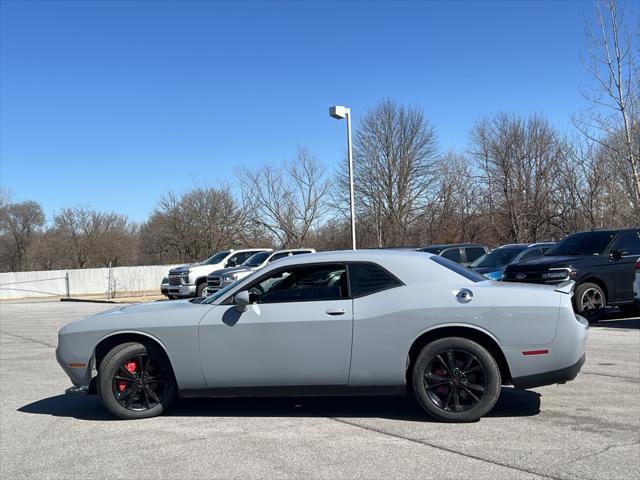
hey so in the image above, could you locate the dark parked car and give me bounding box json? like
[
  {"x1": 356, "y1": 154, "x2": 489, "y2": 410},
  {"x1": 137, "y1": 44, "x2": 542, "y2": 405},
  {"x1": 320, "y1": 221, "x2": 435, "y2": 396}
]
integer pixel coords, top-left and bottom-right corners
[
  {"x1": 418, "y1": 243, "x2": 489, "y2": 267},
  {"x1": 471, "y1": 243, "x2": 555, "y2": 281},
  {"x1": 503, "y1": 228, "x2": 640, "y2": 322}
]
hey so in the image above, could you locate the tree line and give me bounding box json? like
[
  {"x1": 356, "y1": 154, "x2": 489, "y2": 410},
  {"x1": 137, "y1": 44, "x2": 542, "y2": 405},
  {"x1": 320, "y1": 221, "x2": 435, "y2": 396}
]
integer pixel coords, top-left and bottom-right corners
[{"x1": 1, "y1": 0, "x2": 637, "y2": 273}]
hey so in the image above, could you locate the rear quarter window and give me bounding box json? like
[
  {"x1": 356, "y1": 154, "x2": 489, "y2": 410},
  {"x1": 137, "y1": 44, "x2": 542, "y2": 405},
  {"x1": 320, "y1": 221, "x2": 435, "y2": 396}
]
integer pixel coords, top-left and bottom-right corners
[{"x1": 348, "y1": 263, "x2": 403, "y2": 297}]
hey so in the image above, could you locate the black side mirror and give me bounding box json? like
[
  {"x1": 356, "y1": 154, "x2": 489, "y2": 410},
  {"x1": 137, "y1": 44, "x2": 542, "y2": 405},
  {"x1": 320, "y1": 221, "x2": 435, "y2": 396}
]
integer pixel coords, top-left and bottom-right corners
[
  {"x1": 609, "y1": 250, "x2": 623, "y2": 261},
  {"x1": 226, "y1": 259, "x2": 237, "y2": 268}
]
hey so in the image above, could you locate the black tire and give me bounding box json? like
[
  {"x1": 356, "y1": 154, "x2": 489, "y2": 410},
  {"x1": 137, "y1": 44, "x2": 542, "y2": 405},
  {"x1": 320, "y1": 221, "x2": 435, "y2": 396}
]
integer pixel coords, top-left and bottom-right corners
[
  {"x1": 196, "y1": 282, "x2": 207, "y2": 298},
  {"x1": 412, "y1": 337, "x2": 501, "y2": 423},
  {"x1": 97, "y1": 342, "x2": 177, "y2": 420},
  {"x1": 574, "y1": 282, "x2": 606, "y2": 323}
]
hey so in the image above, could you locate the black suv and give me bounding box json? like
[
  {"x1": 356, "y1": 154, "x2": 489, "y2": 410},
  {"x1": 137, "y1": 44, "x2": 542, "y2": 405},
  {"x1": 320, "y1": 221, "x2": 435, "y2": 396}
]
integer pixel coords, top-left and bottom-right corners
[{"x1": 503, "y1": 227, "x2": 640, "y2": 322}]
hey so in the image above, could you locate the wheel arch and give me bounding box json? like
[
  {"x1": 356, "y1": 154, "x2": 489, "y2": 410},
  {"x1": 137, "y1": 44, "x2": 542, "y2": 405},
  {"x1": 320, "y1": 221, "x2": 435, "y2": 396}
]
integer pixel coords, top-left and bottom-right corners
[
  {"x1": 93, "y1": 331, "x2": 174, "y2": 374},
  {"x1": 406, "y1": 325, "x2": 512, "y2": 387}
]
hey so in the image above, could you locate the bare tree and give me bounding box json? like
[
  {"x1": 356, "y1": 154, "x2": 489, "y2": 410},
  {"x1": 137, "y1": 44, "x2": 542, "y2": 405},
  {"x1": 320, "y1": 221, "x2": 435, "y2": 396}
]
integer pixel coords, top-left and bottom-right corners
[
  {"x1": 0, "y1": 200, "x2": 45, "y2": 271},
  {"x1": 141, "y1": 185, "x2": 249, "y2": 264},
  {"x1": 576, "y1": 0, "x2": 640, "y2": 210},
  {"x1": 53, "y1": 207, "x2": 136, "y2": 268},
  {"x1": 336, "y1": 100, "x2": 439, "y2": 247},
  {"x1": 471, "y1": 113, "x2": 569, "y2": 243},
  {"x1": 239, "y1": 147, "x2": 329, "y2": 248}
]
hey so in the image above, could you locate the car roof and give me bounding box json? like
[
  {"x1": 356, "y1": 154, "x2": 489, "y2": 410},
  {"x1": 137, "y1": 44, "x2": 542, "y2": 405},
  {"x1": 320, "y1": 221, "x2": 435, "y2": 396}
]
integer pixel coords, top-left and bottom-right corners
[
  {"x1": 270, "y1": 248, "x2": 315, "y2": 254},
  {"x1": 573, "y1": 227, "x2": 639, "y2": 235},
  {"x1": 420, "y1": 243, "x2": 487, "y2": 249}
]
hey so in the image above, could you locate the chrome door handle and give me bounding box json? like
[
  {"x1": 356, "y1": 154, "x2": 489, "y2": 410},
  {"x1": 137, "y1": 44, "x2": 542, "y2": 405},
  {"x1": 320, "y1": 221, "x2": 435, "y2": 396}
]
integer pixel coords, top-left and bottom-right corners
[{"x1": 325, "y1": 308, "x2": 345, "y2": 316}]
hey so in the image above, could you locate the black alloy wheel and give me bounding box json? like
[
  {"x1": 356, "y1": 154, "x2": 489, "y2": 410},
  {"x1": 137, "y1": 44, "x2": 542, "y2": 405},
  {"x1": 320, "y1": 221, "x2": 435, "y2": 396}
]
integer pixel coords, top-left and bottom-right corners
[
  {"x1": 98, "y1": 342, "x2": 177, "y2": 419},
  {"x1": 412, "y1": 337, "x2": 501, "y2": 422},
  {"x1": 112, "y1": 353, "x2": 170, "y2": 411},
  {"x1": 423, "y1": 349, "x2": 488, "y2": 413}
]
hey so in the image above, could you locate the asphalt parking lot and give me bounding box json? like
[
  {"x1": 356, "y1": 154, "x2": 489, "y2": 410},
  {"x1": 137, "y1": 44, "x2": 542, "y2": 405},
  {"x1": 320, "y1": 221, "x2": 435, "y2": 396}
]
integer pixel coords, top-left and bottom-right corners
[{"x1": 1, "y1": 302, "x2": 638, "y2": 480}]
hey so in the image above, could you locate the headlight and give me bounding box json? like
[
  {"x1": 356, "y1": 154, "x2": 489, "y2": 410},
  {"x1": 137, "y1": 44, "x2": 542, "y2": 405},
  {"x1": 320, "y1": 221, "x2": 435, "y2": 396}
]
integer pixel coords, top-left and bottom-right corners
[
  {"x1": 542, "y1": 269, "x2": 576, "y2": 280},
  {"x1": 222, "y1": 274, "x2": 238, "y2": 282}
]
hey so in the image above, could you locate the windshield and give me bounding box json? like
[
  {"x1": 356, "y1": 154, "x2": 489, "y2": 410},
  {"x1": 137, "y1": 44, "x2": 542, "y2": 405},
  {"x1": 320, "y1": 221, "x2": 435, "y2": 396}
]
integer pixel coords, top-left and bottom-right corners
[
  {"x1": 546, "y1": 232, "x2": 615, "y2": 256},
  {"x1": 201, "y1": 282, "x2": 236, "y2": 304},
  {"x1": 470, "y1": 247, "x2": 525, "y2": 268},
  {"x1": 243, "y1": 251, "x2": 271, "y2": 267},
  {"x1": 203, "y1": 251, "x2": 230, "y2": 265}
]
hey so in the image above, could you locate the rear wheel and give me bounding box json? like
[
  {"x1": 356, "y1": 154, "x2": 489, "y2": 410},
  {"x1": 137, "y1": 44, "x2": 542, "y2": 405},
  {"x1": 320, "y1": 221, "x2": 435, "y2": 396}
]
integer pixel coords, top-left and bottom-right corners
[
  {"x1": 574, "y1": 282, "x2": 606, "y2": 323},
  {"x1": 97, "y1": 342, "x2": 177, "y2": 420},
  {"x1": 412, "y1": 337, "x2": 501, "y2": 422}
]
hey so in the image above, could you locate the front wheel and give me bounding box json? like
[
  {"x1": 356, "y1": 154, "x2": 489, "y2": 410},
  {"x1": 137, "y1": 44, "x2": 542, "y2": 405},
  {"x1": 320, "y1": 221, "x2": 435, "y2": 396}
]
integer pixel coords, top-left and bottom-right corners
[
  {"x1": 574, "y1": 282, "x2": 606, "y2": 323},
  {"x1": 97, "y1": 342, "x2": 177, "y2": 419},
  {"x1": 412, "y1": 337, "x2": 501, "y2": 422},
  {"x1": 196, "y1": 282, "x2": 208, "y2": 298}
]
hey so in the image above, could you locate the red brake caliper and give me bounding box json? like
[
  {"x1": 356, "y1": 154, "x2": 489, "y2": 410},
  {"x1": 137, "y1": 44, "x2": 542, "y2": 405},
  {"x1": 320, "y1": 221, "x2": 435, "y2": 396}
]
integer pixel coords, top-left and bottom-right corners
[
  {"x1": 434, "y1": 368, "x2": 447, "y2": 394},
  {"x1": 118, "y1": 361, "x2": 137, "y2": 392}
]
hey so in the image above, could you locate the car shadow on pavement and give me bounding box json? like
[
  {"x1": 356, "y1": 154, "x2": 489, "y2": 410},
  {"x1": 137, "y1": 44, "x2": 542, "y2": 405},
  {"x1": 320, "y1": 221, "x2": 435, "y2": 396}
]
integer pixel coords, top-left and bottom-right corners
[{"x1": 17, "y1": 387, "x2": 540, "y2": 422}]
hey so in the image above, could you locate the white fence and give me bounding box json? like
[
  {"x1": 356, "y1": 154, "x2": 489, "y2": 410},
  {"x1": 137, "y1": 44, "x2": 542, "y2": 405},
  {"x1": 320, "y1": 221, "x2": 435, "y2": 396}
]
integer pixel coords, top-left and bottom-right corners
[{"x1": 0, "y1": 264, "x2": 176, "y2": 300}]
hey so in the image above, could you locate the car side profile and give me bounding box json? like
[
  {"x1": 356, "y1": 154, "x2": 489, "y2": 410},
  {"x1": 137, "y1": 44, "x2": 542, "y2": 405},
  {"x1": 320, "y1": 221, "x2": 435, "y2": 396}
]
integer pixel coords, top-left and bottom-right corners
[
  {"x1": 57, "y1": 250, "x2": 587, "y2": 422},
  {"x1": 504, "y1": 228, "x2": 640, "y2": 321}
]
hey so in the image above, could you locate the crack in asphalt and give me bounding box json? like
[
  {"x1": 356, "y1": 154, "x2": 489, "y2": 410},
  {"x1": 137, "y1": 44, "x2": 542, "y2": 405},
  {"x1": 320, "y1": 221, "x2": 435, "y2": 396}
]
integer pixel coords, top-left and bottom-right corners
[
  {"x1": 0, "y1": 330, "x2": 56, "y2": 348},
  {"x1": 581, "y1": 371, "x2": 640, "y2": 382},
  {"x1": 322, "y1": 416, "x2": 563, "y2": 480},
  {"x1": 562, "y1": 442, "x2": 640, "y2": 468}
]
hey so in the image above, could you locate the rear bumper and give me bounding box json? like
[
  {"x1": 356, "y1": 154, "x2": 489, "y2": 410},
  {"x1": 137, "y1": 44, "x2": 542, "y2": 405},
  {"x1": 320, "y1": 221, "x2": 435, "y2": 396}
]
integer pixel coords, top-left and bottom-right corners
[{"x1": 512, "y1": 353, "x2": 585, "y2": 389}]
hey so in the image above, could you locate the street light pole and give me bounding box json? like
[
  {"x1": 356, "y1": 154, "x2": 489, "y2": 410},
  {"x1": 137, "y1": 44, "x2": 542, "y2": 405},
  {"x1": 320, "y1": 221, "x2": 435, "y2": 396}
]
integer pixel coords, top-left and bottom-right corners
[{"x1": 329, "y1": 105, "x2": 357, "y2": 250}]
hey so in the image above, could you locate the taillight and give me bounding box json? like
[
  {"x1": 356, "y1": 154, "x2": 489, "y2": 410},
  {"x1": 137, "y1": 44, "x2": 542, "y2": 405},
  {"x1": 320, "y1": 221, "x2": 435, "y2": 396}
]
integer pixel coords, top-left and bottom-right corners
[{"x1": 635, "y1": 259, "x2": 640, "y2": 270}]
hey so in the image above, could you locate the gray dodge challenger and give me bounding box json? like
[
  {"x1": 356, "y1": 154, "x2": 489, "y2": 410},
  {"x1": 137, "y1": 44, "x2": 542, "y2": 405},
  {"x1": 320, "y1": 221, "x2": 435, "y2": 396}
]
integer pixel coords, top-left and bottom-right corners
[{"x1": 56, "y1": 250, "x2": 588, "y2": 422}]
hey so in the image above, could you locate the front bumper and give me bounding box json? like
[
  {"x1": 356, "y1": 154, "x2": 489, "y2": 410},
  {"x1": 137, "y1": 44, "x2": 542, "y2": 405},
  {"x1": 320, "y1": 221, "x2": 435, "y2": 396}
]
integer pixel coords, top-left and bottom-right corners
[
  {"x1": 512, "y1": 354, "x2": 585, "y2": 389},
  {"x1": 168, "y1": 284, "x2": 196, "y2": 297},
  {"x1": 56, "y1": 345, "x2": 92, "y2": 388}
]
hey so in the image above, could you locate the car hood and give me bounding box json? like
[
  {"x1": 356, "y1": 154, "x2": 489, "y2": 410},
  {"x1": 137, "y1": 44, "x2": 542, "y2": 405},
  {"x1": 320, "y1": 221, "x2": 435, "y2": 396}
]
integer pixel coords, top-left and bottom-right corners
[
  {"x1": 169, "y1": 264, "x2": 197, "y2": 274},
  {"x1": 506, "y1": 255, "x2": 589, "y2": 271},
  {"x1": 209, "y1": 266, "x2": 253, "y2": 277},
  {"x1": 472, "y1": 266, "x2": 505, "y2": 275}
]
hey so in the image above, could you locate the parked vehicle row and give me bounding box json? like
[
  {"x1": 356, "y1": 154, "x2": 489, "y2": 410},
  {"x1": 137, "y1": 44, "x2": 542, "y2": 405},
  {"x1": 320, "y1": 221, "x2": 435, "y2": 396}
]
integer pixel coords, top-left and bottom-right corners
[
  {"x1": 502, "y1": 227, "x2": 640, "y2": 322},
  {"x1": 161, "y1": 227, "x2": 639, "y2": 322},
  {"x1": 57, "y1": 249, "x2": 588, "y2": 422},
  {"x1": 470, "y1": 243, "x2": 555, "y2": 281},
  {"x1": 167, "y1": 249, "x2": 271, "y2": 299},
  {"x1": 205, "y1": 249, "x2": 315, "y2": 295}
]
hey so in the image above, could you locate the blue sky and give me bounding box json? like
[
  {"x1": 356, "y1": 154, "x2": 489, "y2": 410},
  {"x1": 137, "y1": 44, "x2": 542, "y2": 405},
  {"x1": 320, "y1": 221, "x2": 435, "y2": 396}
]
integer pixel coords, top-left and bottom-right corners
[{"x1": 1, "y1": 0, "x2": 638, "y2": 222}]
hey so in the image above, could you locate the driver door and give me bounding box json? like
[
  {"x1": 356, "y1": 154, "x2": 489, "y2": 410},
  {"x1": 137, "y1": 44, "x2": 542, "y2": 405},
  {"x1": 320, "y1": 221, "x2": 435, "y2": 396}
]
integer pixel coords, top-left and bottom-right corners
[{"x1": 198, "y1": 263, "x2": 353, "y2": 388}]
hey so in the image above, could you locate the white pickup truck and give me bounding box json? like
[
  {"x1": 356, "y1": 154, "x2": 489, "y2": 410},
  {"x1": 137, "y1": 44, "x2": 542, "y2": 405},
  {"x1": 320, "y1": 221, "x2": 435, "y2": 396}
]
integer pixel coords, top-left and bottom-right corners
[{"x1": 166, "y1": 248, "x2": 271, "y2": 298}]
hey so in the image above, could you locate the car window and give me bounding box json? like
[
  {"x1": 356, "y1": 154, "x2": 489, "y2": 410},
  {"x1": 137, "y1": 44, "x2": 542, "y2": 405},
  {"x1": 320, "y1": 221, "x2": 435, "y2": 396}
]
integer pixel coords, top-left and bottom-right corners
[
  {"x1": 204, "y1": 251, "x2": 230, "y2": 264},
  {"x1": 430, "y1": 256, "x2": 486, "y2": 282},
  {"x1": 348, "y1": 263, "x2": 402, "y2": 297},
  {"x1": 441, "y1": 248, "x2": 462, "y2": 263},
  {"x1": 269, "y1": 252, "x2": 291, "y2": 262},
  {"x1": 242, "y1": 251, "x2": 270, "y2": 267},
  {"x1": 546, "y1": 232, "x2": 615, "y2": 256},
  {"x1": 465, "y1": 247, "x2": 486, "y2": 263},
  {"x1": 610, "y1": 231, "x2": 640, "y2": 255},
  {"x1": 248, "y1": 264, "x2": 347, "y2": 304},
  {"x1": 515, "y1": 248, "x2": 543, "y2": 263},
  {"x1": 471, "y1": 247, "x2": 523, "y2": 267}
]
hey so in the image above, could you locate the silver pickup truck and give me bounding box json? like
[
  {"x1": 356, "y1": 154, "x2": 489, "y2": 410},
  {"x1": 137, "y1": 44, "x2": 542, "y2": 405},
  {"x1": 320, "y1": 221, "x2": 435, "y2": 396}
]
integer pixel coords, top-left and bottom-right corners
[
  {"x1": 166, "y1": 248, "x2": 271, "y2": 298},
  {"x1": 205, "y1": 249, "x2": 315, "y2": 295}
]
